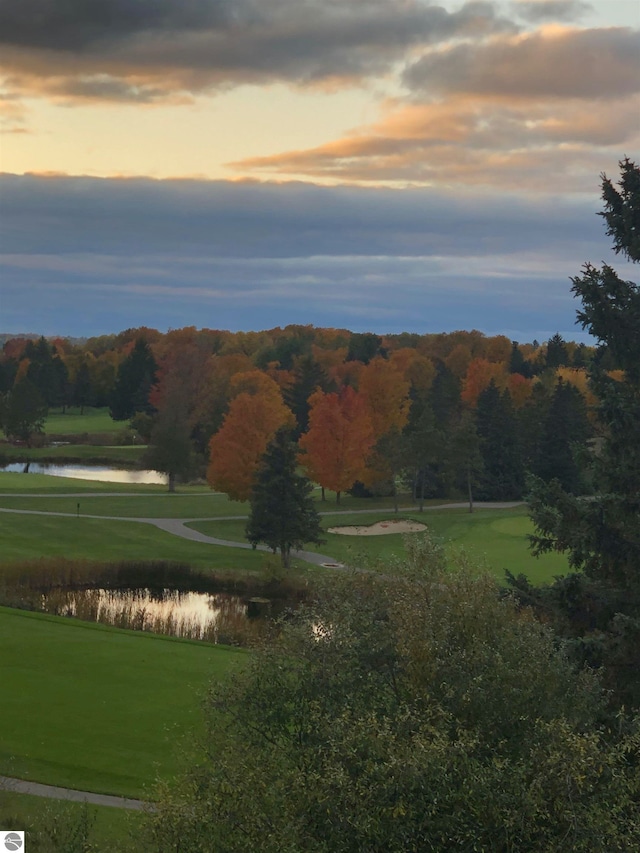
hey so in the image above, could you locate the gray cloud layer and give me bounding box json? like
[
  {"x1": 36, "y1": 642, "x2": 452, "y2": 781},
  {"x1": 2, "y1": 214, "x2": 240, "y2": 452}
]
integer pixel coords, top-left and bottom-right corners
[
  {"x1": 512, "y1": 1, "x2": 592, "y2": 23},
  {"x1": 1, "y1": 173, "x2": 633, "y2": 339},
  {"x1": 0, "y1": 0, "x2": 512, "y2": 99},
  {"x1": 404, "y1": 26, "x2": 640, "y2": 98}
]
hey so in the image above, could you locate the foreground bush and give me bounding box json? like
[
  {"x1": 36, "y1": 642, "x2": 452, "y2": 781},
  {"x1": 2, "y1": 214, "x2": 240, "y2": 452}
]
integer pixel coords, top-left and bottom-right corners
[{"x1": 146, "y1": 536, "x2": 640, "y2": 852}]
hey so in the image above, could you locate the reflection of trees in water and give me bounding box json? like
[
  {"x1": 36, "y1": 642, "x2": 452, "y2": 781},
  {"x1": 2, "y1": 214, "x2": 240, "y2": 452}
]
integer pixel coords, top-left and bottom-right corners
[{"x1": 38, "y1": 588, "x2": 262, "y2": 645}]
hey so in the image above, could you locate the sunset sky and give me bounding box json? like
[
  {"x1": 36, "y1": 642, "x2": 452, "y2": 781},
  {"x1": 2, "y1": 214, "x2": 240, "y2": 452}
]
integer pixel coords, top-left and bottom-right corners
[{"x1": 1, "y1": 0, "x2": 638, "y2": 341}]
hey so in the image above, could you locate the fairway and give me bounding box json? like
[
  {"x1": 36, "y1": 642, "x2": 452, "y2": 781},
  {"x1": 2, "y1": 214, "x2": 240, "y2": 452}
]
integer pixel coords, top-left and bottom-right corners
[
  {"x1": 0, "y1": 607, "x2": 245, "y2": 798},
  {"x1": 189, "y1": 507, "x2": 570, "y2": 584},
  {"x1": 0, "y1": 513, "x2": 267, "y2": 572},
  {"x1": 44, "y1": 408, "x2": 121, "y2": 435}
]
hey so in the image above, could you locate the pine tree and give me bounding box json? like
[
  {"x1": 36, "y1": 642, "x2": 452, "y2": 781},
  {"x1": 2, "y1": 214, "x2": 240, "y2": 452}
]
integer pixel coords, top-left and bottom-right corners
[
  {"x1": 246, "y1": 429, "x2": 324, "y2": 568},
  {"x1": 523, "y1": 159, "x2": 640, "y2": 707},
  {"x1": 534, "y1": 379, "x2": 591, "y2": 494},
  {"x1": 110, "y1": 338, "x2": 158, "y2": 421},
  {"x1": 475, "y1": 382, "x2": 524, "y2": 500}
]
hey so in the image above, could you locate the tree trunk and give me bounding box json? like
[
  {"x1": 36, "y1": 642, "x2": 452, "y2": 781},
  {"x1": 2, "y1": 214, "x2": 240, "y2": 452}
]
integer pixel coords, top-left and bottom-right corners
[
  {"x1": 321, "y1": 486, "x2": 325, "y2": 501},
  {"x1": 336, "y1": 491, "x2": 341, "y2": 505},
  {"x1": 467, "y1": 467, "x2": 474, "y2": 514},
  {"x1": 393, "y1": 475, "x2": 398, "y2": 514},
  {"x1": 281, "y1": 546, "x2": 290, "y2": 568},
  {"x1": 419, "y1": 473, "x2": 425, "y2": 512},
  {"x1": 168, "y1": 472, "x2": 176, "y2": 493}
]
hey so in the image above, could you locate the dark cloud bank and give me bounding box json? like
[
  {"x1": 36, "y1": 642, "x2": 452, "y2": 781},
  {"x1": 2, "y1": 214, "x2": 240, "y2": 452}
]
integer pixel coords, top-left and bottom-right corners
[{"x1": 1, "y1": 173, "x2": 634, "y2": 340}]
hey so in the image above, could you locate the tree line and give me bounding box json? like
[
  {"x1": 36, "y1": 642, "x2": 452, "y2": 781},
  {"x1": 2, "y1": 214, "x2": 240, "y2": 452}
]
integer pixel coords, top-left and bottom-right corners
[{"x1": 1, "y1": 322, "x2": 601, "y2": 500}]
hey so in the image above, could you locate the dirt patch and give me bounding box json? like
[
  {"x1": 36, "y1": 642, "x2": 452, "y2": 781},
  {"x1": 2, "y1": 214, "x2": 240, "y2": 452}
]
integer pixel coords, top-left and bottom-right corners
[{"x1": 327, "y1": 519, "x2": 427, "y2": 536}]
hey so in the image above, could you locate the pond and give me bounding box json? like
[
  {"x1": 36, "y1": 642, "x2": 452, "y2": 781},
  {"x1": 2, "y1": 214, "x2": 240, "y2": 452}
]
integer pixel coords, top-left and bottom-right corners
[
  {"x1": 37, "y1": 587, "x2": 254, "y2": 644},
  {"x1": 0, "y1": 462, "x2": 167, "y2": 485}
]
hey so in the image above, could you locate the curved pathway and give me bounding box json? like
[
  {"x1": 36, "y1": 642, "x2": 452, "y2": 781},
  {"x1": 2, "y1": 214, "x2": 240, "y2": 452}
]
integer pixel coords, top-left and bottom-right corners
[
  {"x1": 0, "y1": 501, "x2": 524, "y2": 569},
  {"x1": 0, "y1": 775, "x2": 148, "y2": 811}
]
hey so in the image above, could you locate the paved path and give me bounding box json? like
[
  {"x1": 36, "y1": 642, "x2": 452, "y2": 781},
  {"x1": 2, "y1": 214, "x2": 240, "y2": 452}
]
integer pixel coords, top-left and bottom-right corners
[
  {"x1": 0, "y1": 775, "x2": 148, "y2": 811},
  {"x1": 0, "y1": 501, "x2": 524, "y2": 569}
]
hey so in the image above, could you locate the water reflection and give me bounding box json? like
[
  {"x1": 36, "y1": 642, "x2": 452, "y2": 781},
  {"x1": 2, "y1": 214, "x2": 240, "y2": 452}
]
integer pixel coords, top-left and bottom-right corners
[
  {"x1": 0, "y1": 462, "x2": 167, "y2": 485},
  {"x1": 40, "y1": 587, "x2": 251, "y2": 643}
]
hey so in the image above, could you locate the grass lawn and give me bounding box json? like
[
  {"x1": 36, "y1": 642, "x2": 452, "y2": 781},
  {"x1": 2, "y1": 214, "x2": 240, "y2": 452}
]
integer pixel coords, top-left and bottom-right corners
[
  {"x1": 0, "y1": 491, "x2": 245, "y2": 518},
  {"x1": 0, "y1": 444, "x2": 147, "y2": 466},
  {"x1": 0, "y1": 791, "x2": 142, "y2": 851},
  {"x1": 0, "y1": 513, "x2": 268, "y2": 572},
  {"x1": 0, "y1": 607, "x2": 245, "y2": 798},
  {"x1": 44, "y1": 408, "x2": 121, "y2": 435},
  {"x1": 190, "y1": 507, "x2": 570, "y2": 585}
]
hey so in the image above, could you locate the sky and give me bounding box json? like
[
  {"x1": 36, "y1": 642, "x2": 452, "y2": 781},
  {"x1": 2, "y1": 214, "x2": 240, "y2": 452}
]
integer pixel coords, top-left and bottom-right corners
[{"x1": 1, "y1": 0, "x2": 639, "y2": 342}]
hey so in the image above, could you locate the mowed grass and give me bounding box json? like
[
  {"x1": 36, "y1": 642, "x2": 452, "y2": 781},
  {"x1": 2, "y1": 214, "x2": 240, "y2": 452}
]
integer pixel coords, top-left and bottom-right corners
[
  {"x1": 0, "y1": 481, "x2": 454, "y2": 518},
  {"x1": 0, "y1": 491, "x2": 245, "y2": 519},
  {"x1": 44, "y1": 407, "x2": 121, "y2": 435},
  {"x1": 0, "y1": 791, "x2": 142, "y2": 851},
  {"x1": 0, "y1": 607, "x2": 245, "y2": 797},
  {"x1": 0, "y1": 443, "x2": 147, "y2": 465},
  {"x1": 0, "y1": 513, "x2": 267, "y2": 572},
  {"x1": 190, "y1": 507, "x2": 570, "y2": 585}
]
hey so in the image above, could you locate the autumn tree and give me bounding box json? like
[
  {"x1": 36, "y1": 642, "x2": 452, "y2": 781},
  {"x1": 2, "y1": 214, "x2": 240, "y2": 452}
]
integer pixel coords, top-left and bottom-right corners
[
  {"x1": 207, "y1": 392, "x2": 293, "y2": 501},
  {"x1": 461, "y1": 357, "x2": 506, "y2": 407},
  {"x1": 299, "y1": 386, "x2": 374, "y2": 504},
  {"x1": 358, "y1": 357, "x2": 410, "y2": 440},
  {"x1": 246, "y1": 429, "x2": 324, "y2": 568}
]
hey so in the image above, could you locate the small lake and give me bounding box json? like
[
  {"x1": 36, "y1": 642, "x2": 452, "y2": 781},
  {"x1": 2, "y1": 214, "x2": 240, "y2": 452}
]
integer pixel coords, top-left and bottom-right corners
[
  {"x1": 38, "y1": 587, "x2": 251, "y2": 643},
  {"x1": 0, "y1": 462, "x2": 167, "y2": 485}
]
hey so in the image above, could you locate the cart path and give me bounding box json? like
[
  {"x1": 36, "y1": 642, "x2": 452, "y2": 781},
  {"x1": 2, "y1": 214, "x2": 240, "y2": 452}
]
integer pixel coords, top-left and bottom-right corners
[
  {"x1": 0, "y1": 501, "x2": 524, "y2": 569},
  {"x1": 0, "y1": 775, "x2": 148, "y2": 811}
]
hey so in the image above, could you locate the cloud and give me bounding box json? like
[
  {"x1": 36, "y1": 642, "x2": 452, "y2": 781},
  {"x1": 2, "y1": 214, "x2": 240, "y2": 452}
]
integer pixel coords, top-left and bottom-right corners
[
  {"x1": 230, "y1": 93, "x2": 640, "y2": 190},
  {"x1": 1, "y1": 172, "x2": 634, "y2": 339},
  {"x1": 0, "y1": 0, "x2": 513, "y2": 103},
  {"x1": 229, "y1": 23, "x2": 640, "y2": 189},
  {"x1": 404, "y1": 26, "x2": 640, "y2": 99},
  {"x1": 511, "y1": 1, "x2": 593, "y2": 23}
]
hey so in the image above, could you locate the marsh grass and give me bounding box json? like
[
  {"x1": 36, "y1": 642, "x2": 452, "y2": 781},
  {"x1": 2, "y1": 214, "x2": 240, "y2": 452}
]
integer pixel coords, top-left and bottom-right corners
[{"x1": 0, "y1": 557, "x2": 309, "y2": 645}]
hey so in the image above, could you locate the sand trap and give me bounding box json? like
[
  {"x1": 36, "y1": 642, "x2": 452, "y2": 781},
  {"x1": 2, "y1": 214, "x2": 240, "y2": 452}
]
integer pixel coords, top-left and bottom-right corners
[{"x1": 328, "y1": 519, "x2": 427, "y2": 536}]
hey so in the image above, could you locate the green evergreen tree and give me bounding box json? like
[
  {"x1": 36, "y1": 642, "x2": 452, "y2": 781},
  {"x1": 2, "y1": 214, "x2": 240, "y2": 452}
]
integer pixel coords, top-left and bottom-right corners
[
  {"x1": 545, "y1": 333, "x2": 569, "y2": 370},
  {"x1": 246, "y1": 429, "x2": 324, "y2": 567},
  {"x1": 448, "y1": 409, "x2": 484, "y2": 512},
  {"x1": 0, "y1": 378, "x2": 48, "y2": 446},
  {"x1": 475, "y1": 382, "x2": 524, "y2": 500},
  {"x1": 109, "y1": 338, "x2": 158, "y2": 421},
  {"x1": 523, "y1": 159, "x2": 640, "y2": 708},
  {"x1": 401, "y1": 399, "x2": 445, "y2": 509},
  {"x1": 508, "y1": 340, "x2": 531, "y2": 377},
  {"x1": 534, "y1": 379, "x2": 592, "y2": 494},
  {"x1": 284, "y1": 355, "x2": 331, "y2": 439}
]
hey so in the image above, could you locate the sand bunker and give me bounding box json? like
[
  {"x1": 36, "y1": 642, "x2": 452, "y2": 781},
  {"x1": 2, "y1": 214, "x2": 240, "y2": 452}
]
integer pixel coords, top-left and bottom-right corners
[{"x1": 328, "y1": 519, "x2": 427, "y2": 536}]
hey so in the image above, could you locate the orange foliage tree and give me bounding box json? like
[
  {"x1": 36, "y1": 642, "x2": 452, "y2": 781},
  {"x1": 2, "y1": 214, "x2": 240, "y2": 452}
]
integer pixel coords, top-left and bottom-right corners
[
  {"x1": 507, "y1": 373, "x2": 533, "y2": 408},
  {"x1": 299, "y1": 386, "x2": 374, "y2": 503},
  {"x1": 461, "y1": 358, "x2": 507, "y2": 407},
  {"x1": 207, "y1": 392, "x2": 293, "y2": 501}
]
